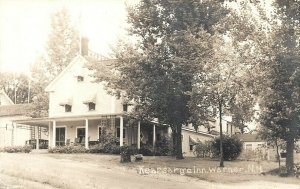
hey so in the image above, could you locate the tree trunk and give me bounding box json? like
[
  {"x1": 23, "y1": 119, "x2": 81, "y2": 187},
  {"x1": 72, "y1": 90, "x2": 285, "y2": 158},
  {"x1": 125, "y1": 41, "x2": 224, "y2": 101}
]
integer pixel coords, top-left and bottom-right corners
[
  {"x1": 219, "y1": 101, "x2": 224, "y2": 167},
  {"x1": 171, "y1": 129, "x2": 176, "y2": 157},
  {"x1": 174, "y1": 125, "x2": 183, "y2": 159},
  {"x1": 275, "y1": 139, "x2": 280, "y2": 169},
  {"x1": 286, "y1": 118, "x2": 296, "y2": 175},
  {"x1": 286, "y1": 137, "x2": 294, "y2": 175}
]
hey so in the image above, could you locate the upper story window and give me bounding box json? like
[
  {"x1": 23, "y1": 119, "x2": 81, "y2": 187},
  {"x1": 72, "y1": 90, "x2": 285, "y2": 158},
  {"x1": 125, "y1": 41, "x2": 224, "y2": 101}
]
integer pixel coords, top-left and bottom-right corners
[
  {"x1": 123, "y1": 104, "x2": 128, "y2": 112},
  {"x1": 88, "y1": 102, "x2": 96, "y2": 111},
  {"x1": 77, "y1": 76, "x2": 84, "y2": 82},
  {"x1": 65, "y1": 104, "x2": 72, "y2": 112}
]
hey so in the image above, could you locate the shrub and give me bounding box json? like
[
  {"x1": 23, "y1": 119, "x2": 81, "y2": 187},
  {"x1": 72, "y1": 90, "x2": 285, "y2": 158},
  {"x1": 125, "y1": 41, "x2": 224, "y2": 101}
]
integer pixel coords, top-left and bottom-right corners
[
  {"x1": 239, "y1": 147, "x2": 268, "y2": 161},
  {"x1": 154, "y1": 136, "x2": 173, "y2": 156},
  {"x1": 212, "y1": 136, "x2": 242, "y2": 161},
  {"x1": 138, "y1": 144, "x2": 154, "y2": 156},
  {"x1": 1, "y1": 145, "x2": 32, "y2": 153},
  {"x1": 194, "y1": 140, "x2": 214, "y2": 158},
  {"x1": 120, "y1": 145, "x2": 131, "y2": 163},
  {"x1": 48, "y1": 145, "x2": 88, "y2": 153},
  {"x1": 90, "y1": 127, "x2": 121, "y2": 154}
]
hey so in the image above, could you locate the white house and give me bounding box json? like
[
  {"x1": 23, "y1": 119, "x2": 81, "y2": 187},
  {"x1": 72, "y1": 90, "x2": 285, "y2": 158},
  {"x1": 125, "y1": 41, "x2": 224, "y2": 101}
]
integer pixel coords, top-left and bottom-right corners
[
  {"x1": 0, "y1": 90, "x2": 33, "y2": 147},
  {"x1": 15, "y1": 40, "x2": 228, "y2": 156}
]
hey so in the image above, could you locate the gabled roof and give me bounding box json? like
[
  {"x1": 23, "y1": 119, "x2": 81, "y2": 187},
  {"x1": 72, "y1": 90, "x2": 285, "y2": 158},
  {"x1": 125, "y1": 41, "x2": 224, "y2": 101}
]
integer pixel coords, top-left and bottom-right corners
[
  {"x1": 44, "y1": 55, "x2": 117, "y2": 92},
  {"x1": 235, "y1": 134, "x2": 264, "y2": 142},
  {"x1": 0, "y1": 104, "x2": 33, "y2": 117},
  {"x1": 45, "y1": 55, "x2": 88, "y2": 92},
  {"x1": 0, "y1": 90, "x2": 14, "y2": 105}
]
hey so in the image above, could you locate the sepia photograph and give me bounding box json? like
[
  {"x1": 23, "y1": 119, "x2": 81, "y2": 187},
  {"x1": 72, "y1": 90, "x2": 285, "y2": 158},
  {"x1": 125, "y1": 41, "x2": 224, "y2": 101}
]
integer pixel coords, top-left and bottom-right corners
[{"x1": 0, "y1": 0, "x2": 299, "y2": 188}]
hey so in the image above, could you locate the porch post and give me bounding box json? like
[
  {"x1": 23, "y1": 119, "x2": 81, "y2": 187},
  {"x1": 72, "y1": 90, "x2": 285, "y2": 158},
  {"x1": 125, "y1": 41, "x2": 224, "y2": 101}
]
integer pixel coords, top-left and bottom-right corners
[
  {"x1": 153, "y1": 124, "x2": 156, "y2": 148},
  {"x1": 52, "y1": 120, "x2": 56, "y2": 147},
  {"x1": 36, "y1": 126, "x2": 39, "y2": 150},
  {"x1": 137, "y1": 121, "x2": 141, "y2": 149},
  {"x1": 120, "y1": 116, "x2": 124, "y2": 146},
  {"x1": 13, "y1": 123, "x2": 17, "y2": 146},
  {"x1": 85, "y1": 119, "x2": 89, "y2": 149},
  {"x1": 48, "y1": 122, "x2": 51, "y2": 149},
  {"x1": 167, "y1": 127, "x2": 172, "y2": 136}
]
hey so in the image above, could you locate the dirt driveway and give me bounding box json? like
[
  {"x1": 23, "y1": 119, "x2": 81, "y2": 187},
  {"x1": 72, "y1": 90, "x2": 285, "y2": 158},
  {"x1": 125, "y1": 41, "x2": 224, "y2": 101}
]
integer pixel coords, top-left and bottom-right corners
[{"x1": 0, "y1": 153, "x2": 299, "y2": 189}]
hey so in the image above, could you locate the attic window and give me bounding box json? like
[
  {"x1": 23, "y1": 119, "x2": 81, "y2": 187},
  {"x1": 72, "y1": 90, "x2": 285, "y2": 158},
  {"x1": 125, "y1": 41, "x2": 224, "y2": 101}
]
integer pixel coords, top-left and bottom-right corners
[
  {"x1": 65, "y1": 105, "x2": 72, "y2": 112},
  {"x1": 88, "y1": 102, "x2": 96, "y2": 111},
  {"x1": 77, "y1": 76, "x2": 84, "y2": 82}
]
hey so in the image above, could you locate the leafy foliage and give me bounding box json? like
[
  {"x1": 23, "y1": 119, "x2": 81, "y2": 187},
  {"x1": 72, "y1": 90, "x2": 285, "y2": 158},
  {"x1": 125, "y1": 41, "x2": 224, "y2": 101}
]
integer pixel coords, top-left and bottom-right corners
[
  {"x1": 193, "y1": 140, "x2": 214, "y2": 158},
  {"x1": 120, "y1": 145, "x2": 131, "y2": 163},
  {"x1": 154, "y1": 136, "x2": 173, "y2": 156},
  {"x1": 89, "y1": 127, "x2": 120, "y2": 154},
  {"x1": 211, "y1": 136, "x2": 242, "y2": 161},
  {"x1": 89, "y1": 0, "x2": 228, "y2": 160},
  {"x1": 48, "y1": 145, "x2": 88, "y2": 153},
  {"x1": 0, "y1": 72, "x2": 31, "y2": 104},
  {"x1": 0, "y1": 145, "x2": 32, "y2": 153},
  {"x1": 30, "y1": 8, "x2": 80, "y2": 117},
  {"x1": 248, "y1": 0, "x2": 300, "y2": 174}
]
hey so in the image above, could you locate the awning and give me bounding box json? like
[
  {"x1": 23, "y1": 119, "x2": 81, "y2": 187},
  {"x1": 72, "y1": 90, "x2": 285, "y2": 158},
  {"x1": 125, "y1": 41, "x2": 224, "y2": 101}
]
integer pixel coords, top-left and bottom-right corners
[
  {"x1": 189, "y1": 136, "x2": 199, "y2": 145},
  {"x1": 83, "y1": 94, "x2": 96, "y2": 104},
  {"x1": 59, "y1": 98, "x2": 73, "y2": 106}
]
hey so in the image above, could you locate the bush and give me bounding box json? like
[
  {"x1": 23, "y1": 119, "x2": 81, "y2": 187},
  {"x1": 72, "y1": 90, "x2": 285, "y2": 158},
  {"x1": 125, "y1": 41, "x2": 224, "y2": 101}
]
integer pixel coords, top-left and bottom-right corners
[
  {"x1": 90, "y1": 127, "x2": 121, "y2": 154},
  {"x1": 239, "y1": 147, "x2": 268, "y2": 161},
  {"x1": 212, "y1": 136, "x2": 242, "y2": 161},
  {"x1": 154, "y1": 136, "x2": 173, "y2": 156},
  {"x1": 120, "y1": 145, "x2": 131, "y2": 163},
  {"x1": 194, "y1": 140, "x2": 214, "y2": 158},
  {"x1": 48, "y1": 145, "x2": 88, "y2": 153},
  {"x1": 1, "y1": 145, "x2": 32, "y2": 153},
  {"x1": 138, "y1": 144, "x2": 154, "y2": 156}
]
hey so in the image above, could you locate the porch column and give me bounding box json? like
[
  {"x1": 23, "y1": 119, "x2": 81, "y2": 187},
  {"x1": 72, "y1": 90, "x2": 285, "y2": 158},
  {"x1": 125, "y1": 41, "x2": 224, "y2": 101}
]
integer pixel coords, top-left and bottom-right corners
[
  {"x1": 120, "y1": 116, "x2": 124, "y2": 146},
  {"x1": 13, "y1": 123, "x2": 17, "y2": 146},
  {"x1": 137, "y1": 121, "x2": 141, "y2": 149},
  {"x1": 167, "y1": 127, "x2": 172, "y2": 136},
  {"x1": 48, "y1": 122, "x2": 51, "y2": 149},
  {"x1": 52, "y1": 120, "x2": 56, "y2": 147},
  {"x1": 153, "y1": 124, "x2": 156, "y2": 148},
  {"x1": 85, "y1": 119, "x2": 89, "y2": 149},
  {"x1": 36, "y1": 126, "x2": 39, "y2": 150}
]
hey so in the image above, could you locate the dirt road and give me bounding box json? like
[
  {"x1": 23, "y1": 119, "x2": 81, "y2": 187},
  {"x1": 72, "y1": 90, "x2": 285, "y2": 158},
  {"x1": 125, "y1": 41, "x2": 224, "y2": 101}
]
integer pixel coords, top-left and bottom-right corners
[{"x1": 0, "y1": 153, "x2": 299, "y2": 189}]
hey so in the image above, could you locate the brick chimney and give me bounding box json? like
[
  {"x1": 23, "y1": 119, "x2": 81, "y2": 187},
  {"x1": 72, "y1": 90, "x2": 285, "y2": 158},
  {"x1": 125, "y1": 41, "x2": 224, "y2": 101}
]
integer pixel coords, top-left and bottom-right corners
[{"x1": 81, "y1": 37, "x2": 89, "y2": 56}]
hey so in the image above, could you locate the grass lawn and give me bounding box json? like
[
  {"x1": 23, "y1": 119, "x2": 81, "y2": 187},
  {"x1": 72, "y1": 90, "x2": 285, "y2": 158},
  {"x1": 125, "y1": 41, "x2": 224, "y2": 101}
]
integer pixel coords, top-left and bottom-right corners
[
  {"x1": 44, "y1": 151, "x2": 300, "y2": 184},
  {"x1": 122, "y1": 155, "x2": 300, "y2": 184}
]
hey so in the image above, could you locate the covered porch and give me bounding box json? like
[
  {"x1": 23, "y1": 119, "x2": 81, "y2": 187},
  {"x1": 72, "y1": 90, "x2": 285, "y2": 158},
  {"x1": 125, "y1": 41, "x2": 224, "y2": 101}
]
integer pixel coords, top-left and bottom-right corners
[{"x1": 15, "y1": 114, "x2": 169, "y2": 150}]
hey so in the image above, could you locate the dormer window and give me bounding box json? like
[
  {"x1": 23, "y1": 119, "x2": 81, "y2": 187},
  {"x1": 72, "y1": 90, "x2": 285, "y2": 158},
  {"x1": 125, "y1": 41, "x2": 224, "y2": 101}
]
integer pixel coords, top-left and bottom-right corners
[
  {"x1": 65, "y1": 104, "x2": 72, "y2": 112},
  {"x1": 77, "y1": 76, "x2": 84, "y2": 82},
  {"x1": 88, "y1": 102, "x2": 96, "y2": 111}
]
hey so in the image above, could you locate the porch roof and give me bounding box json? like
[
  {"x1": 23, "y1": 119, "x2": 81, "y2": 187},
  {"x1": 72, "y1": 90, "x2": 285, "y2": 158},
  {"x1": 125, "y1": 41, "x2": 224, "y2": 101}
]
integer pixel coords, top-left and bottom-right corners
[{"x1": 14, "y1": 113, "x2": 124, "y2": 127}]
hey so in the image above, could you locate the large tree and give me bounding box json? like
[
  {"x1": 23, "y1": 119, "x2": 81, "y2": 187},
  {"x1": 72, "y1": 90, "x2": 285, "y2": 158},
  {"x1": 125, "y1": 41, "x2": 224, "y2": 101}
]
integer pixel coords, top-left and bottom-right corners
[
  {"x1": 251, "y1": 0, "x2": 300, "y2": 175},
  {"x1": 30, "y1": 8, "x2": 80, "y2": 117},
  {"x1": 90, "y1": 0, "x2": 228, "y2": 159},
  {"x1": 189, "y1": 1, "x2": 261, "y2": 167}
]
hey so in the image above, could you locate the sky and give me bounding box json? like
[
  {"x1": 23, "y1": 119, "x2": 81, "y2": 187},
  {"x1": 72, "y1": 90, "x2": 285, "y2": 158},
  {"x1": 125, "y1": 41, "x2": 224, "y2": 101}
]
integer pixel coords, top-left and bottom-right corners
[{"x1": 0, "y1": 0, "x2": 138, "y2": 74}]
